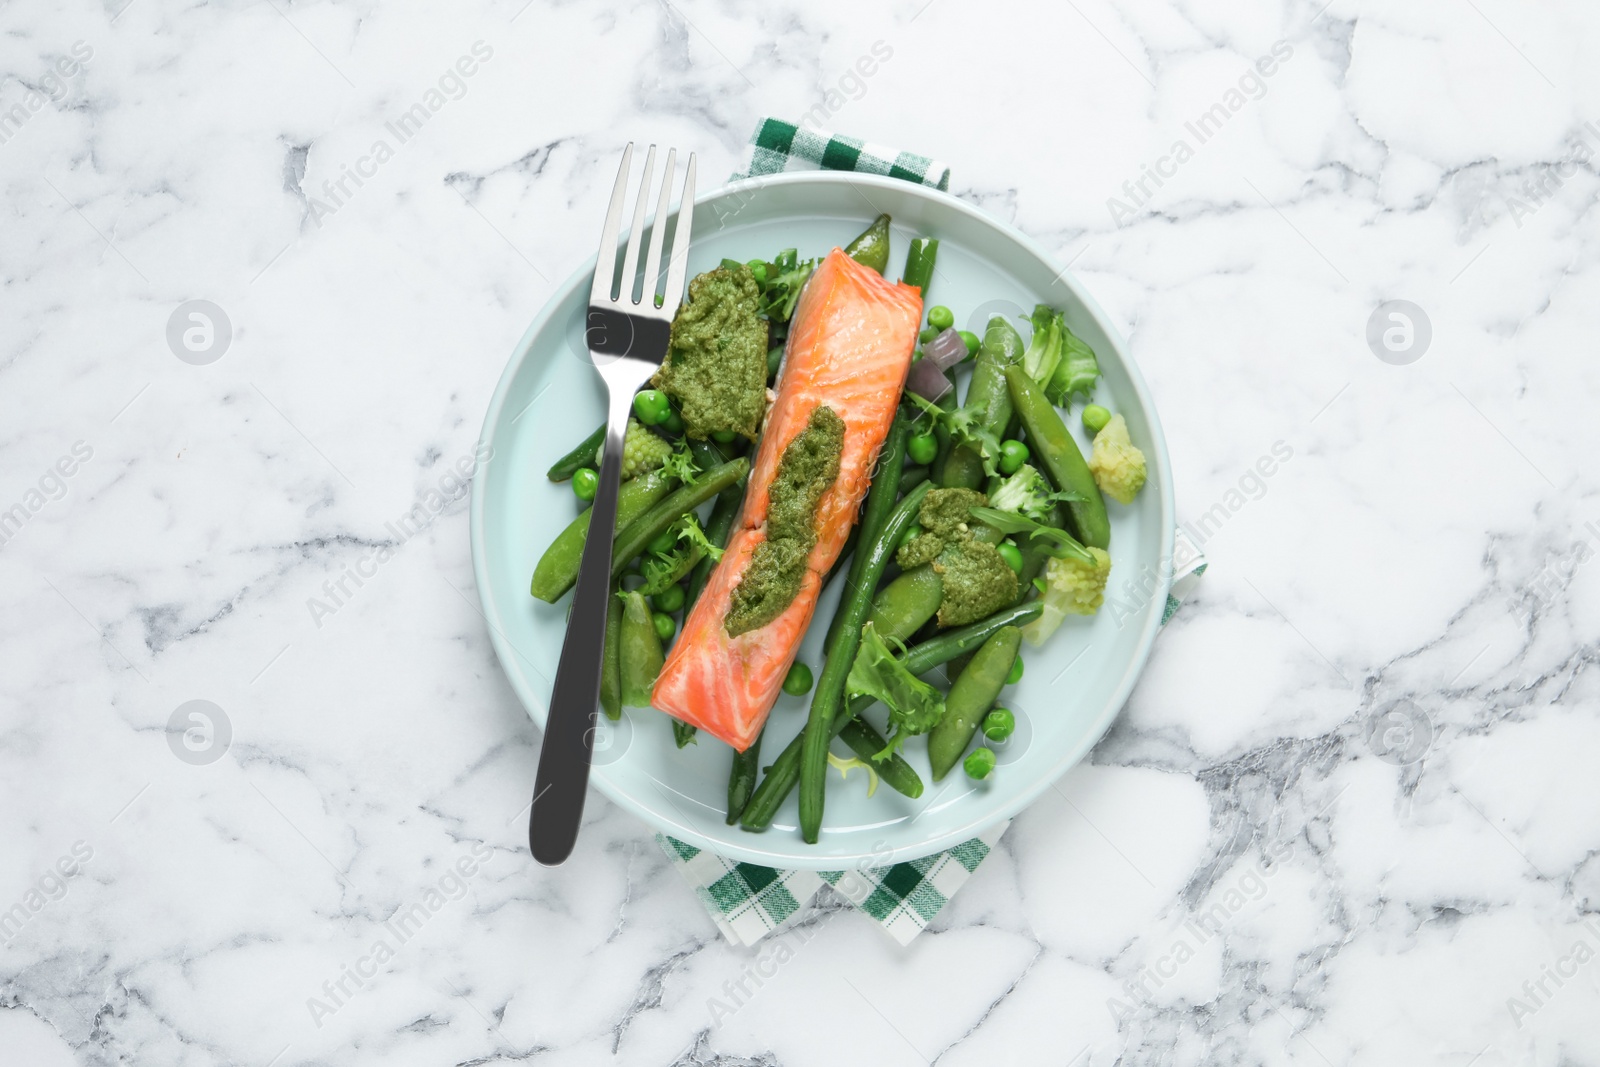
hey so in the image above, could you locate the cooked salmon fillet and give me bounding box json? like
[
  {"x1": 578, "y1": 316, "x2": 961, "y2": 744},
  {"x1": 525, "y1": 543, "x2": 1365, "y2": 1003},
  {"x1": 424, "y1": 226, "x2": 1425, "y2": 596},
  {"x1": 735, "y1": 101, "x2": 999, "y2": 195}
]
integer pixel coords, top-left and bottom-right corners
[{"x1": 651, "y1": 248, "x2": 923, "y2": 751}]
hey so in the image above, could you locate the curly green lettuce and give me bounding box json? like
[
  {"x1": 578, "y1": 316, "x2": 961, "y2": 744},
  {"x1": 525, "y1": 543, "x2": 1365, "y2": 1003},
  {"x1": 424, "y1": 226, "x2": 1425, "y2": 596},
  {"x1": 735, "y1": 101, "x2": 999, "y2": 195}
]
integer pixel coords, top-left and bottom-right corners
[{"x1": 846, "y1": 623, "x2": 946, "y2": 759}]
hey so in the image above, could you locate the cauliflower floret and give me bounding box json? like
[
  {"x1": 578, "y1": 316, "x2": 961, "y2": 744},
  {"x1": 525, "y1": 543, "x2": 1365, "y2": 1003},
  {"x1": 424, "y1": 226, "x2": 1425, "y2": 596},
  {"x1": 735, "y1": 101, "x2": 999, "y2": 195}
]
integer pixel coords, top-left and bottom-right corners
[
  {"x1": 1087, "y1": 414, "x2": 1147, "y2": 504},
  {"x1": 1021, "y1": 546, "x2": 1111, "y2": 646},
  {"x1": 620, "y1": 419, "x2": 672, "y2": 480}
]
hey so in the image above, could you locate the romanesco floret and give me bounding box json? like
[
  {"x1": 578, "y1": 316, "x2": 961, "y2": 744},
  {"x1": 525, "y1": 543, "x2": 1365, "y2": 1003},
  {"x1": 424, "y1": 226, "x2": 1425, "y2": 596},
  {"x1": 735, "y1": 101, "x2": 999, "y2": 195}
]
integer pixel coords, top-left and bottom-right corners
[
  {"x1": 1086, "y1": 414, "x2": 1147, "y2": 504},
  {"x1": 1021, "y1": 547, "x2": 1112, "y2": 646},
  {"x1": 621, "y1": 419, "x2": 672, "y2": 480}
]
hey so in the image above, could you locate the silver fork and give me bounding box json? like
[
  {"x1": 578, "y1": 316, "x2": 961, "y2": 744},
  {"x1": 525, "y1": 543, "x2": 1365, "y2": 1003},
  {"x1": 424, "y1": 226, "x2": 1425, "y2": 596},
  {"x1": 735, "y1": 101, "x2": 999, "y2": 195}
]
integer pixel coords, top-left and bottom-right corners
[{"x1": 530, "y1": 143, "x2": 697, "y2": 866}]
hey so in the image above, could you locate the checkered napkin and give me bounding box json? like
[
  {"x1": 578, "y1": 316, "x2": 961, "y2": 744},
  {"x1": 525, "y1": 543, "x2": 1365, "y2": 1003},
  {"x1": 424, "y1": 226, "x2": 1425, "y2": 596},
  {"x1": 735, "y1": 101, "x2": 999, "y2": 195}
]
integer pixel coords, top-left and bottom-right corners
[
  {"x1": 657, "y1": 127, "x2": 1206, "y2": 947},
  {"x1": 730, "y1": 117, "x2": 952, "y2": 191}
]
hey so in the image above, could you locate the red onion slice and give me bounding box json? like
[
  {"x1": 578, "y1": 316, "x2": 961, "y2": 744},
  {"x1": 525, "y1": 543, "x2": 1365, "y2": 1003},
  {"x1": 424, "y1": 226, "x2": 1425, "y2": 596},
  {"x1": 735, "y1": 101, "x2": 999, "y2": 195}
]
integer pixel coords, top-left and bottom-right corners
[
  {"x1": 924, "y1": 327, "x2": 968, "y2": 370},
  {"x1": 906, "y1": 357, "x2": 953, "y2": 402}
]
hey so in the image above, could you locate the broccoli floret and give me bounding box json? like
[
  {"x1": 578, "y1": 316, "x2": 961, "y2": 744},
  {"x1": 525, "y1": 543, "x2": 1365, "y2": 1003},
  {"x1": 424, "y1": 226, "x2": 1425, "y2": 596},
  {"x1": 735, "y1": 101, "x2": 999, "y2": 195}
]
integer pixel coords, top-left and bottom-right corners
[
  {"x1": 931, "y1": 537, "x2": 1018, "y2": 627},
  {"x1": 1086, "y1": 414, "x2": 1147, "y2": 504},
  {"x1": 988, "y1": 464, "x2": 1062, "y2": 522},
  {"x1": 1021, "y1": 546, "x2": 1112, "y2": 646}
]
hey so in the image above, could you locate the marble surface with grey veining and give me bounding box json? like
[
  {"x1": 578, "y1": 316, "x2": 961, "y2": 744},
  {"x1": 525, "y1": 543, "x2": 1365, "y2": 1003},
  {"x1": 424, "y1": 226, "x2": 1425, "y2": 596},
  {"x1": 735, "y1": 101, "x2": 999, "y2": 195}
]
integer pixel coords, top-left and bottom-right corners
[{"x1": 3, "y1": 0, "x2": 1599, "y2": 1063}]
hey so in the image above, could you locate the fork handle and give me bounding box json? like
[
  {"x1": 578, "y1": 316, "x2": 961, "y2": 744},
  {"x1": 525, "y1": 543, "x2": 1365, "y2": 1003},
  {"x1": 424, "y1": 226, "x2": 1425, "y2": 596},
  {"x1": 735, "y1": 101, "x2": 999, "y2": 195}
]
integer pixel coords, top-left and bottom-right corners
[{"x1": 530, "y1": 385, "x2": 635, "y2": 864}]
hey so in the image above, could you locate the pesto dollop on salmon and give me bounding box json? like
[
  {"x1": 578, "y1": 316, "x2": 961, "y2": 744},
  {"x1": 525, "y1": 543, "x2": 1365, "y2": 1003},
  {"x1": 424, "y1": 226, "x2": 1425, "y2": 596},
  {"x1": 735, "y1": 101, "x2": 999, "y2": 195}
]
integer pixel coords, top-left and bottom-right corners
[
  {"x1": 724, "y1": 404, "x2": 845, "y2": 636},
  {"x1": 653, "y1": 264, "x2": 769, "y2": 440}
]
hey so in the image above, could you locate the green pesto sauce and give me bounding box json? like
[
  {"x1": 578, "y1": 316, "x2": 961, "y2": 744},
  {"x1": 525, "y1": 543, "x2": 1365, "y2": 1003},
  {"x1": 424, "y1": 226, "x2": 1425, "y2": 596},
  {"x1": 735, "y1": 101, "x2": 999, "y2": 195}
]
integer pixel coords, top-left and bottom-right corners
[
  {"x1": 725, "y1": 405, "x2": 845, "y2": 637},
  {"x1": 896, "y1": 488, "x2": 1017, "y2": 627},
  {"x1": 932, "y1": 539, "x2": 1017, "y2": 627},
  {"x1": 654, "y1": 265, "x2": 769, "y2": 440}
]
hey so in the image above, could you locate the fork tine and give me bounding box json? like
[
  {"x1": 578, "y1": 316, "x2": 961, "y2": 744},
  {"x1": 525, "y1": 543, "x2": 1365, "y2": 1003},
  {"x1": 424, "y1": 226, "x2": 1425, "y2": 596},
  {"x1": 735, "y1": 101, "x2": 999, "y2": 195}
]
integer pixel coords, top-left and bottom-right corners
[
  {"x1": 641, "y1": 148, "x2": 676, "y2": 309},
  {"x1": 618, "y1": 144, "x2": 656, "y2": 305},
  {"x1": 590, "y1": 143, "x2": 634, "y2": 303},
  {"x1": 661, "y1": 152, "x2": 697, "y2": 314}
]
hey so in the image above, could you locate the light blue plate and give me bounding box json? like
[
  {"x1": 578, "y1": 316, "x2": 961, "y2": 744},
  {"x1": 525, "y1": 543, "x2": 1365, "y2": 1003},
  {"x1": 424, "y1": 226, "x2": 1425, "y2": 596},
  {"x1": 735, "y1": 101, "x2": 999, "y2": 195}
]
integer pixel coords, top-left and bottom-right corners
[{"x1": 471, "y1": 172, "x2": 1174, "y2": 869}]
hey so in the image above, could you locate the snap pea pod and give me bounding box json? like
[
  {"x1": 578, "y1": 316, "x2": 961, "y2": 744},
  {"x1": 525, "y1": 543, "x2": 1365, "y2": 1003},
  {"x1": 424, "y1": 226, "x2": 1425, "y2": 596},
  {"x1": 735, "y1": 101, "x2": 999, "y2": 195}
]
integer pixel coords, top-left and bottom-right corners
[
  {"x1": 802, "y1": 481, "x2": 933, "y2": 843},
  {"x1": 928, "y1": 626, "x2": 1022, "y2": 780},
  {"x1": 620, "y1": 591, "x2": 665, "y2": 707},
  {"x1": 942, "y1": 316, "x2": 1026, "y2": 489},
  {"x1": 611, "y1": 458, "x2": 750, "y2": 581},
  {"x1": 1004, "y1": 365, "x2": 1109, "y2": 549},
  {"x1": 739, "y1": 601, "x2": 1042, "y2": 830},
  {"x1": 600, "y1": 583, "x2": 624, "y2": 721},
  {"x1": 868, "y1": 565, "x2": 942, "y2": 643},
  {"x1": 901, "y1": 237, "x2": 938, "y2": 297},
  {"x1": 530, "y1": 468, "x2": 677, "y2": 602},
  {"x1": 838, "y1": 718, "x2": 923, "y2": 799},
  {"x1": 844, "y1": 213, "x2": 891, "y2": 274},
  {"x1": 546, "y1": 422, "x2": 605, "y2": 481},
  {"x1": 725, "y1": 730, "x2": 763, "y2": 824}
]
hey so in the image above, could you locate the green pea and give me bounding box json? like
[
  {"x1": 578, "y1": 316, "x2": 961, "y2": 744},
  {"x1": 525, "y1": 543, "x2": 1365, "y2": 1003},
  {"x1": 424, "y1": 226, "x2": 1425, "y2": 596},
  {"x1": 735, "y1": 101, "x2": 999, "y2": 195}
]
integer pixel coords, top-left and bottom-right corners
[
  {"x1": 927, "y1": 305, "x2": 954, "y2": 331},
  {"x1": 964, "y1": 747, "x2": 996, "y2": 780},
  {"x1": 633, "y1": 389, "x2": 671, "y2": 426},
  {"x1": 1083, "y1": 404, "x2": 1112, "y2": 436},
  {"x1": 907, "y1": 431, "x2": 938, "y2": 465},
  {"x1": 898, "y1": 522, "x2": 924, "y2": 551},
  {"x1": 652, "y1": 611, "x2": 676, "y2": 641},
  {"x1": 647, "y1": 527, "x2": 678, "y2": 556},
  {"x1": 996, "y1": 541, "x2": 1023, "y2": 574},
  {"x1": 919, "y1": 326, "x2": 939, "y2": 345},
  {"x1": 747, "y1": 259, "x2": 769, "y2": 285},
  {"x1": 998, "y1": 439, "x2": 1030, "y2": 475},
  {"x1": 783, "y1": 661, "x2": 814, "y2": 696},
  {"x1": 661, "y1": 409, "x2": 685, "y2": 435},
  {"x1": 652, "y1": 584, "x2": 685, "y2": 613},
  {"x1": 1006, "y1": 654, "x2": 1024, "y2": 685},
  {"x1": 712, "y1": 429, "x2": 737, "y2": 444},
  {"x1": 982, "y1": 708, "x2": 1015, "y2": 742},
  {"x1": 572, "y1": 467, "x2": 598, "y2": 501},
  {"x1": 958, "y1": 330, "x2": 980, "y2": 358}
]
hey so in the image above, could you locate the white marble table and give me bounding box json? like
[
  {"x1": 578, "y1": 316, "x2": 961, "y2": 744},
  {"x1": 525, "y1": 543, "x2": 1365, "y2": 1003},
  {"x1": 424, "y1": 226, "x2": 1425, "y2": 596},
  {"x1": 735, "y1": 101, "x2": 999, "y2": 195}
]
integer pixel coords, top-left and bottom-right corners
[{"x1": 3, "y1": 0, "x2": 1597, "y2": 1063}]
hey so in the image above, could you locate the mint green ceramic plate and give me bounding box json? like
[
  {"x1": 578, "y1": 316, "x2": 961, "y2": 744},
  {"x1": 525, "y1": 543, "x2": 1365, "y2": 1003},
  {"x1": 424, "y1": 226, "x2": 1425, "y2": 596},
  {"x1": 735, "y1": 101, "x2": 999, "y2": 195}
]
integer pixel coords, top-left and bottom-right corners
[{"x1": 471, "y1": 172, "x2": 1173, "y2": 869}]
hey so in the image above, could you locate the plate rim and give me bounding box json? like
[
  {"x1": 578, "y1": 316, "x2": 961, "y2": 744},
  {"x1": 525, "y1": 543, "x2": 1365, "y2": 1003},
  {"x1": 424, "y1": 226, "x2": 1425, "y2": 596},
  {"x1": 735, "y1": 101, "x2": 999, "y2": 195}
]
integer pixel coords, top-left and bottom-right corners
[{"x1": 470, "y1": 170, "x2": 1175, "y2": 869}]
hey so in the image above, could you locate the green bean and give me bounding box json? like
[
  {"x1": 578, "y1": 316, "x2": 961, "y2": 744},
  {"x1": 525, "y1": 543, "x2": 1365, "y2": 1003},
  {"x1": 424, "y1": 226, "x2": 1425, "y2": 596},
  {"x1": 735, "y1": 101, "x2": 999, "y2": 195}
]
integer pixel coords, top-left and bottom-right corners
[
  {"x1": 739, "y1": 601, "x2": 1042, "y2": 831},
  {"x1": 942, "y1": 316, "x2": 1026, "y2": 489},
  {"x1": 546, "y1": 422, "x2": 605, "y2": 481},
  {"x1": 838, "y1": 719, "x2": 923, "y2": 798},
  {"x1": 600, "y1": 583, "x2": 623, "y2": 721},
  {"x1": 1004, "y1": 365, "x2": 1109, "y2": 548},
  {"x1": 868, "y1": 565, "x2": 942, "y2": 643},
  {"x1": 802, "y1": 481, "x2": 933, "y2": 842},
  {"x1": 901, "y1": 237, "x2": 939, "y2": 297},
  {"x1": 928, "y1": 381, "x2": 958, "y2": 486},
  {"x1": 928, "y1": 626, "x2": 1022, "y2": 780},
  {"x1": 725, "y1": 730, "x2": 763, "y2": 823},
  {"x1": 822, "y1": 413, "x2": 911, "y2": 648},
  {"x1": 843, "y1": 213, "x2": 891, "y2": 274},
  {"x1": 611, "y1": 458, "x2": 750, "y2": 581},
  {"x1": 530, "y1": 468, "x2": 677, "y2": 602},
  {"x1": 620, "y1": 591, "x2": 665, "y2": 707}
]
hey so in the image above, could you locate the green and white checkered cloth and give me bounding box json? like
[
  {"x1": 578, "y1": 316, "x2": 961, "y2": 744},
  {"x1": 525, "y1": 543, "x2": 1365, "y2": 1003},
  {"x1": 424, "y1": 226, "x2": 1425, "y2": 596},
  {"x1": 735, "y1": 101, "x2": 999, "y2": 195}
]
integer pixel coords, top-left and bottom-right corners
[
  {"x1": 658, "y1": 125, "x2": 1207, "y2": 948},
  {"x1": 730, "y1": 117, "x2": 951, "y2": 190}
]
